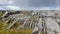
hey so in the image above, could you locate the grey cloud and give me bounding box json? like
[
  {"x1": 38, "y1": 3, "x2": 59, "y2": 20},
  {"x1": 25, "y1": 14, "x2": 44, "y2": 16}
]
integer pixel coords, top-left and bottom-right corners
[
  {"x1": 0, "y1": 0, "x2": 60, "y2": 10},
  {"x1": 28, "y1": 0, "x2": 56, "y2": 7},
  {"x1": 10, "y1": 0, "x2": 28, "y2": 7}
]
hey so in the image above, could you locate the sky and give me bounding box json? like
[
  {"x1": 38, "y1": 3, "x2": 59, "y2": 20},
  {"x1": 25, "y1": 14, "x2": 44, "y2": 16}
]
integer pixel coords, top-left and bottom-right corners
[{"x1": 0, "y1": 0, "x2": 60, "y2": 10}]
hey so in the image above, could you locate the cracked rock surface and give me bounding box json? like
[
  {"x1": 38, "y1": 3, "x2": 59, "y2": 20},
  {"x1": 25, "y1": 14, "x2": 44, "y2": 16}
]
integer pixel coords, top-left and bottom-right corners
[{"x1": 0, "y1": 10, "x2": 60, "y2": 34}]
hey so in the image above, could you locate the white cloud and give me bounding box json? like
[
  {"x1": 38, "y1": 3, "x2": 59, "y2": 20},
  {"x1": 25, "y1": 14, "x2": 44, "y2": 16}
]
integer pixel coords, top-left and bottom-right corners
[
  {"x1": 32, "y1": 7, "x2": 51, "y2": 10},
  {"x1": 0, "y1": 0, "x2": 60, "y2": 10},
  {"x1": 8, "y1": 0, "x2": 13, "y2": 4},
  {"x1": 55, "y1": 7, "x2": 60, "y2": 10},
  {"x1": 0, "y1": 0, "x2": 13, "y2": 5},
  {"x1": 0, "y1": 0, "x2": 8, "y2": 4},
  {"x1": 34, "y1": 7, "x2": 60, "y2": 10},
  {"x1": 7, "y1": 6, "x2": 21, "y2": 10}
]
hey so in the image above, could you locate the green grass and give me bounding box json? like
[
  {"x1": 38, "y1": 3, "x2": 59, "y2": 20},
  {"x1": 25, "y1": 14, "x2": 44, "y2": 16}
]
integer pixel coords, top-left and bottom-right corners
[
  {"x1": 0, "y1": 12, "x2": 3, "y2": 17},
  {"x1": 0, "y1": 21, "x2": 32, "y2": 34}
]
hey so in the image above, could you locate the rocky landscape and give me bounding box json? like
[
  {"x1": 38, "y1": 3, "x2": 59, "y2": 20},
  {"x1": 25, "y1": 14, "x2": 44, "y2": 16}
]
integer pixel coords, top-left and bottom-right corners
[{"x1": 0, "y1": 10, "x2": 60, "y2": 34}]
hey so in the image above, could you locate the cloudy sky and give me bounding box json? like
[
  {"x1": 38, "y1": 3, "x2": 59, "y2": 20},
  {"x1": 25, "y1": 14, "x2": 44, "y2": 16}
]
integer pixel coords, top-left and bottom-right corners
[{"x1": 0, "y1": 0, "x2": 60, "y2": 10}]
